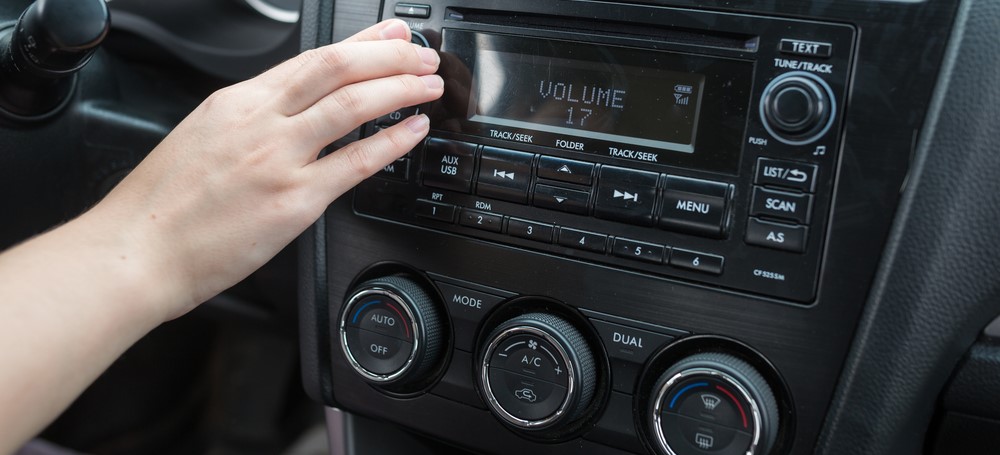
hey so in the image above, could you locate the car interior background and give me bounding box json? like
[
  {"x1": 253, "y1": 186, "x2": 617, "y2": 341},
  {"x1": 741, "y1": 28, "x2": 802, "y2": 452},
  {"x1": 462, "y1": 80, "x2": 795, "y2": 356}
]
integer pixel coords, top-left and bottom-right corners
[{"x1": 1, "y1": 0, "x2": 999, "y2": 454}]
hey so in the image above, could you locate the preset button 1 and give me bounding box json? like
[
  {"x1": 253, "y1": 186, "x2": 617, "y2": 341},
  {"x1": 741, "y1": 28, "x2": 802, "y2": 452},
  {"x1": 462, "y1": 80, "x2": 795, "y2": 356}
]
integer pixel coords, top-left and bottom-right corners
[{"x1": 415, "y1": 199, "x2": 456, "y2": 223}]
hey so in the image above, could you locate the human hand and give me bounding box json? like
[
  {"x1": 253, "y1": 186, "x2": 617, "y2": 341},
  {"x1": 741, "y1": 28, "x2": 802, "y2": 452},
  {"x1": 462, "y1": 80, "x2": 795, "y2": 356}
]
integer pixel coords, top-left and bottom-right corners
[{"x1": 87, "y1": 19, "x2": 442, "y2": 320}]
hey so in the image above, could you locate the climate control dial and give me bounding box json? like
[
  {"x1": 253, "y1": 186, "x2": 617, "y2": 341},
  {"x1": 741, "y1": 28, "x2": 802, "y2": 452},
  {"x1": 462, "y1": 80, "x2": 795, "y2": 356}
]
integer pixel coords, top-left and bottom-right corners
[
  {"x1": 479, "y1": 313, "x2": 596, "y2": 431},
  {"x1": 649, "y1": 353, "x2": 779, "y2": 455},
  {"x1": 340, "y1": 275, "x2": 444, "y2": 386}
]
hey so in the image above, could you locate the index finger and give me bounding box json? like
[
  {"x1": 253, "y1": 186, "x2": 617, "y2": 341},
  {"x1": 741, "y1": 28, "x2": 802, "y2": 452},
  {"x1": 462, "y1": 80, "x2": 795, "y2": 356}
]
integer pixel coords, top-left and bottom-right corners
[
  {"x1": 343, "y1": 19, "x2": 411, "y2": 43},
  {"x1": 254, "y1": 19, "x2": 412, "y2": 89}
]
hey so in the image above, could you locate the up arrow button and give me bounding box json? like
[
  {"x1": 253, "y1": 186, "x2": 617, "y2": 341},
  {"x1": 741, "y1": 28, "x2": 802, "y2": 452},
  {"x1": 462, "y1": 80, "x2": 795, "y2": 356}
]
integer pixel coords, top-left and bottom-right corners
[{"x1": 538, "y1": 156, "x2": 594, "y2": 185}]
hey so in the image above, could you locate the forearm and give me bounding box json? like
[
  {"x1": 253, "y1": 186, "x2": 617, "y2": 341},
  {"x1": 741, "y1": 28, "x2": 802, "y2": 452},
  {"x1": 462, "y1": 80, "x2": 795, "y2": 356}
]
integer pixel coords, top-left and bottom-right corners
[
  {"x1": 0, "y1": 18, "x2": 439, "y2": 452},
  {"x1": 0, "y1": 210, "x2": 172, "y2": 453}
]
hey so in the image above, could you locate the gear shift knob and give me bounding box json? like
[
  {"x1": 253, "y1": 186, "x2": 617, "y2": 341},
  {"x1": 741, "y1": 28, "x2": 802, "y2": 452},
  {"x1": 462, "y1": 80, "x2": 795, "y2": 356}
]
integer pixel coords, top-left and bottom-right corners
[{"x1": 0, "y1": 0, "x2": 110, "y2": 119}]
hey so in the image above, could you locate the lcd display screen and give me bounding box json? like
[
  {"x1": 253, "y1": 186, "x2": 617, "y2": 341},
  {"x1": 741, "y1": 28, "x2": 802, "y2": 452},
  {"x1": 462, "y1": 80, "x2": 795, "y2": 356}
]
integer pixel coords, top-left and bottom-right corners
[
  {"x1": 470, "y1": 50, "x2": 705, "y2": 153},
  {"x1": 435, "y1": 30, "x2": 754, "y2": 174}
]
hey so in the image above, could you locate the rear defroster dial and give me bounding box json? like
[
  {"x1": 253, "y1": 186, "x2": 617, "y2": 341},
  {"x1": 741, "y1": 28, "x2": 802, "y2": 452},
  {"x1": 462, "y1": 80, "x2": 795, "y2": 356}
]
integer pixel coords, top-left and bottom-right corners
[
  {"x1": 479, "y1": 313, "x2": 596, "y2": 431},
  {"x1": 649, "y1": 353, "x2": 779, "y2": 455}
]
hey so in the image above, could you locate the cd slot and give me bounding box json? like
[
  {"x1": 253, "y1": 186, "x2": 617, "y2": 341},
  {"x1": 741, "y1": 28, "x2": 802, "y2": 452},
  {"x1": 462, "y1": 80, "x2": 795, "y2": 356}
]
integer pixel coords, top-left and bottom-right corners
[{"x1": 444, "y1": 7, "x2": 759, "y2": 52}]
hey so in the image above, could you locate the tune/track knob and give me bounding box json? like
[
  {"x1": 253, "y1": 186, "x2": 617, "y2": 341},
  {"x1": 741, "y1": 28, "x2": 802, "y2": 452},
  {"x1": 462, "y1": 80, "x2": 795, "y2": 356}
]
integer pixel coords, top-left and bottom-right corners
[
  {"x1": 478, "y1": 313, "x2": 596, "y2": 431},
  {"x1": 340, "y1": 275, "x2": 444, "y2": 386},
  {"x1": 649, "y1": 353, "x2": 779, "y2": 455},
  {"x1": 760, "y1": 71, "x2": 836, "y2": 145}
]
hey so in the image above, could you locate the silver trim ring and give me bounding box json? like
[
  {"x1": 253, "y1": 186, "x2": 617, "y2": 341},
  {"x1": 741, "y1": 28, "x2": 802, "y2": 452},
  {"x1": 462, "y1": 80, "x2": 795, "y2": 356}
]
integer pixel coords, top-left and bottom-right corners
[
  {"x1": 480, "y1": 326, "x2": 576, "y2": 430},
  {"x1": 339, "y1": 288, "x2": 420, "y2": 384},
  {"x1": 652, "y1": 368, "x2": 764, "y2": 455}
]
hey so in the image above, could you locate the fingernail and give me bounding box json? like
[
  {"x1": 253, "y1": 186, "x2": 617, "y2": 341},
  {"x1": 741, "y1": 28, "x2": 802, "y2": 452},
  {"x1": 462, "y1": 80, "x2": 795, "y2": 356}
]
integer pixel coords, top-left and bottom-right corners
[
  {"x1": 421, "y1": 74, "x2": 444, "y2": 89},
  {"x1": 379, "y1": 20, "x2": 408, "y2": 40},
  {"x1": 418, "y1": 47, "x2": 439, "y2": 66},
  {"x1": 405, "y1": 114, "x2": 430, "y2": 133}
]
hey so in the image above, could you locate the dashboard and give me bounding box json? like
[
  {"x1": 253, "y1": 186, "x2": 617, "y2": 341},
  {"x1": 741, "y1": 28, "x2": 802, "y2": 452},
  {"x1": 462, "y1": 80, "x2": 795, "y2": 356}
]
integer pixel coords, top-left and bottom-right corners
[{"x1": 1, "y1": 0, "x2": 1000, "y2": 454}]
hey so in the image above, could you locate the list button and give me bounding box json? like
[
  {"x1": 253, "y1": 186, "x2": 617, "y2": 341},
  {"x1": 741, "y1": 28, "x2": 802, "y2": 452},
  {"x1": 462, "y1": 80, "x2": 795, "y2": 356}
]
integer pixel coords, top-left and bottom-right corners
[{"x1": 755, "y1": 158, "x2": 818, "y2": 192}]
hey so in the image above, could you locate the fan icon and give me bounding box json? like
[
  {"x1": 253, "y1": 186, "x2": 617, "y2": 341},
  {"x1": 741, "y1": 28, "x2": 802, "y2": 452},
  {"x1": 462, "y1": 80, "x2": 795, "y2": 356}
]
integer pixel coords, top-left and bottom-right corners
[{"x1": 528, "y1": 340, "x2": 538, "y2": 350}]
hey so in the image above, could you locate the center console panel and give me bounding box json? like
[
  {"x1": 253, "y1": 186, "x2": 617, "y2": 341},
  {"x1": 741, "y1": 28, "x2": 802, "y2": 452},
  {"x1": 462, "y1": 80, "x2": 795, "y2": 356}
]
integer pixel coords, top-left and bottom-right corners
[{"x1": 299, "y1": 0, "x2": 962, "y2": 453}]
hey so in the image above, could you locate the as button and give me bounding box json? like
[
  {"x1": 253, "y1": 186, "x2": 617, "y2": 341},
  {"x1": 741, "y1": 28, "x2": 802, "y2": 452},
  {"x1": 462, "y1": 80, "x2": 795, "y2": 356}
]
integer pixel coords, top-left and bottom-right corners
[{"x1": 745, "y1": 218, "x2": 808, "y2": 253}]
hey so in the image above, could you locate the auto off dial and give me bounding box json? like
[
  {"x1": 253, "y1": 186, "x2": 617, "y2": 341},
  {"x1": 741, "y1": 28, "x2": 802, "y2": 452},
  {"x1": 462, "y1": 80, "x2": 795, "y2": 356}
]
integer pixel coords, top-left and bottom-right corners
[
  {"x1": 479, "y1": 313, "x2": 596, "y2": 431},
  {"x1": 340, "y1": 275, "x2": 443, "y2": 386}
]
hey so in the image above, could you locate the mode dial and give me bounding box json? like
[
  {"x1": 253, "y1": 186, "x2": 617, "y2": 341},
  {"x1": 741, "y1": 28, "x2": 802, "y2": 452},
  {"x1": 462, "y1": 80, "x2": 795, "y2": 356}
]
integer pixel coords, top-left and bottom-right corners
[
  {"x1": 760, "y1": 71, "x2": 836, "y2": 145},
  {"x1": 340, "y1": 275, "x2": 444, "y2": 386},
  {"x1": 649, "y1": 353, "x2": 779, "y2": 455},
  {"x1": 479, "y1": 313, "x2": 596, "y2": 431}
]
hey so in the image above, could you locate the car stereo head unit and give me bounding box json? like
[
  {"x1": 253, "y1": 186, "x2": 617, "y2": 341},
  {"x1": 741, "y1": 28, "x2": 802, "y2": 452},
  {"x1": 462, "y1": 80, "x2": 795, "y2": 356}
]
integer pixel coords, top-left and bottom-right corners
[
  {"x1": 436, "y1": 29, "x2": 754, "y2": 174},
  {"x1": 354, "y1": 5, "x2": 855, "y2": 303}
]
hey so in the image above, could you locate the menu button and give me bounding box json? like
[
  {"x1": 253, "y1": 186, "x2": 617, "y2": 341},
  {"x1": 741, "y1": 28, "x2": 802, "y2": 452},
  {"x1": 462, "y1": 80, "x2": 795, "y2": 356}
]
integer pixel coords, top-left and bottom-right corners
[{"x1": 659, "y1": 176, "x2": 731, "y2": 238}]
